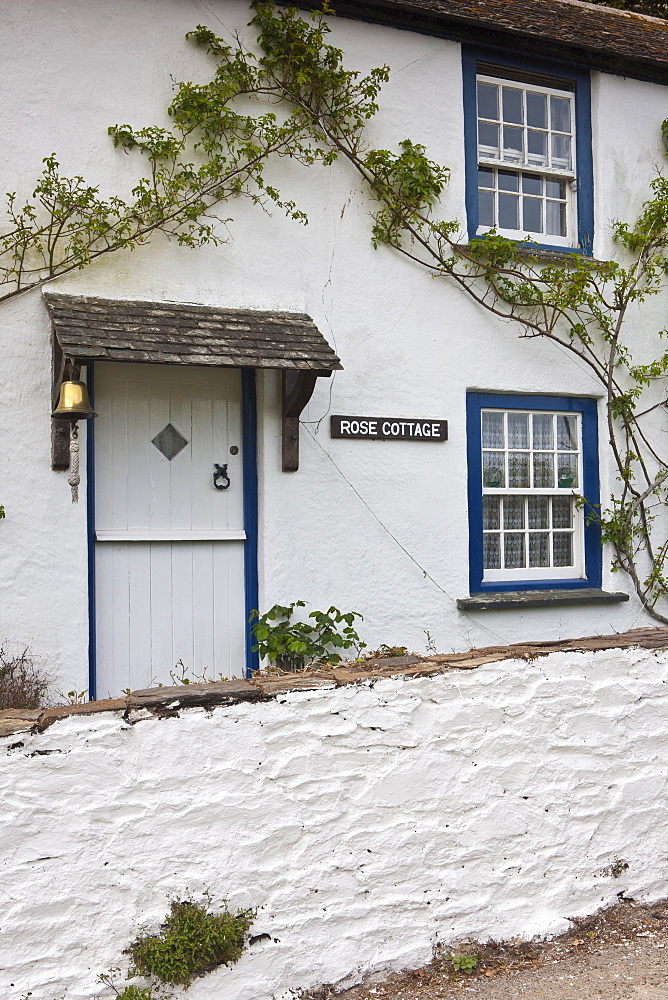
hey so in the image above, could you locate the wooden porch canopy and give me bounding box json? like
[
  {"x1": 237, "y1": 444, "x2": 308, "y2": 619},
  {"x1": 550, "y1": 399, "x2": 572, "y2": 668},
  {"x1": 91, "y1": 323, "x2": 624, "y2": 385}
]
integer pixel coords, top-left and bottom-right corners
[{"x1": 44, "y1": 292, "x2": 342, "y2": 472}]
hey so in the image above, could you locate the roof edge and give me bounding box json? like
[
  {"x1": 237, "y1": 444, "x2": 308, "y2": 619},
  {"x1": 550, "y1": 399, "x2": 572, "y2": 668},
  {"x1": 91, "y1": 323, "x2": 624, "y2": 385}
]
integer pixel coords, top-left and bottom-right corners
[{"x1": 290, "y1": 0, "x2": 668, "y2": 83}]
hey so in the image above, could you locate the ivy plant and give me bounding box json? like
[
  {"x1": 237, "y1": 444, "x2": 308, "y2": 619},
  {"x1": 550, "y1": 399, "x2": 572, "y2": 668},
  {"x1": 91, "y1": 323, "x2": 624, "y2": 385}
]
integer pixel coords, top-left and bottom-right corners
[{"x1": 250, "y1": 601, "x2": 365, "y2": 670}]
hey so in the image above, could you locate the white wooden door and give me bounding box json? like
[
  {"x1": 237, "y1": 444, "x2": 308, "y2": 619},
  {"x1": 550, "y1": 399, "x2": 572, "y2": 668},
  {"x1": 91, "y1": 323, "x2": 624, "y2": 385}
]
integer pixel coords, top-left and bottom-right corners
[{"x1": 94, "y1": 362, "x2": 246, "y2": 697}]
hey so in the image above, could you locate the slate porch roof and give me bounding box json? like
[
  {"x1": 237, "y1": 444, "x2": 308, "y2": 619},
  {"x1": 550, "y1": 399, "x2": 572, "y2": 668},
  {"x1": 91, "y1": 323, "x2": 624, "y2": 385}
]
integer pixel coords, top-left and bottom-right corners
[
  {"x1": 44, "y1": 293, "x2": 342, "y2": 371},
  {"x1": 294, "y1": 0, "x2": 668, "y2": 81}
]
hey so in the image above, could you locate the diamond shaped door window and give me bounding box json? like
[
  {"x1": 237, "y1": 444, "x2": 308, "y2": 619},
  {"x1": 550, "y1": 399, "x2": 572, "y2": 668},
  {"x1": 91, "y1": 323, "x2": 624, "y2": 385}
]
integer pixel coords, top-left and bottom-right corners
[{"x1": 151, "y1": 423, "x2": 188, "y2": 461}]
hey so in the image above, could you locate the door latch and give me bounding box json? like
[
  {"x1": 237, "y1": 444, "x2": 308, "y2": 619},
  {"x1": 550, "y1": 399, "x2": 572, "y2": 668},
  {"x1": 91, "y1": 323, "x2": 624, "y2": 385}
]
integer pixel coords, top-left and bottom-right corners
[{"x1": 213, "y1": 463, "x2": 231, "y2": 490}]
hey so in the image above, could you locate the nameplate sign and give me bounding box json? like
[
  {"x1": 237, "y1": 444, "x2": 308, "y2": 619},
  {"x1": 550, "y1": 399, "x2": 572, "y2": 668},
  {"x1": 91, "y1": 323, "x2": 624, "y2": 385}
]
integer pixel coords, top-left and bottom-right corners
[{"x1": 331, "y1": 415, "x2": 448, "y2": 441}]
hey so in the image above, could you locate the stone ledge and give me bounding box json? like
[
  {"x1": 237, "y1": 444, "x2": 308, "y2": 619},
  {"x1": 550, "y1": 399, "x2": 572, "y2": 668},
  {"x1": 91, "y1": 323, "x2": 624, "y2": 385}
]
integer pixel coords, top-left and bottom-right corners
[
  {"x1": 1, "y1": 624, "x2": 667, "y2": 738},
  {"x1": 457, "y1": 589, "x2": 630, "y2": 611},
  {"x1": 128, "y1": 680, "x2": 260, "y2": 713}
]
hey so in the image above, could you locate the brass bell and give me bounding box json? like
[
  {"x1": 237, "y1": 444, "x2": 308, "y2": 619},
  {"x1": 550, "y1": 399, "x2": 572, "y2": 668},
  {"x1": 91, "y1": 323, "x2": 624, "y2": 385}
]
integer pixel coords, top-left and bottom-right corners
[{"x1": 52, "y1": 379, "x2": 97, "y2": 420}]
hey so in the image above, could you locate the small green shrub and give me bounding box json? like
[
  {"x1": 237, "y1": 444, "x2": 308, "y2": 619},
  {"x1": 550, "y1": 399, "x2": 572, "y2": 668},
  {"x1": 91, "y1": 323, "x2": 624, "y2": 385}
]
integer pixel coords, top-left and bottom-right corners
[
  {"x1": 0, "y1": 646, "x2": 49, "y2": 710},
  {"x1": 127, "y1": 897, "x2": 255, "y2": 986},
  {"x1": 98, "y1": 970, "x2": 171, "y2": 1000},
  {"x1": 450, "y1": 954, "x2": 479, "y2": 974},
  {"x1": 250, "y1": 601, "x2": 365, "y2": 671},
  {"x1": 363, "y1": 644, "x2": 408, "y2": 659},
  {"x1": 114, "y1": 987, "x2": 159, "y2": 1000}
]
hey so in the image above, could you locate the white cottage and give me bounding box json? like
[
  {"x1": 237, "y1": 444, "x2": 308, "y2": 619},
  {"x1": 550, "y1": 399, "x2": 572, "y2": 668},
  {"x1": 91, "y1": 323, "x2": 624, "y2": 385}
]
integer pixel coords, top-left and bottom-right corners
[{"x1": 2, "y1": 0, "x2": 668, "y2": 698}]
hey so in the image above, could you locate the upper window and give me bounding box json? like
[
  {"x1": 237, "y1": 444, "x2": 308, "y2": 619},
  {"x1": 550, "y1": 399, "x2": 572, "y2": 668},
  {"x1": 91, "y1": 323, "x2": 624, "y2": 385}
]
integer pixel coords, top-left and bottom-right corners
[
  {"x1": 476, "y1": 76, "x2": 575, "y2": 245},
  {"x1": 463, "y1": 49, "x2": 593, "y2": 253},
  {"x1": 466, "y1": 393, "x2": 601, "y2": 594}
]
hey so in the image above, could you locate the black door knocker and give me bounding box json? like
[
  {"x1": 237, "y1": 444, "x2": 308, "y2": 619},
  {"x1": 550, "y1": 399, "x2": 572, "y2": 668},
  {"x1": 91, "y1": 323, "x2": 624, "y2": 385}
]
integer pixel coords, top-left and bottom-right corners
[{"x1": 213, "y1": 463, "x2": 231, "y2": 490}]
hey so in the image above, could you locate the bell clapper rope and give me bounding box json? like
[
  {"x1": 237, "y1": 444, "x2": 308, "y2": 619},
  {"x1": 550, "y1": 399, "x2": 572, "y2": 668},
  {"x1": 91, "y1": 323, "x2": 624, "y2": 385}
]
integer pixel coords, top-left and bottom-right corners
[{"x1": 68, "y1": 423, "x2": 80, "y2": 504}]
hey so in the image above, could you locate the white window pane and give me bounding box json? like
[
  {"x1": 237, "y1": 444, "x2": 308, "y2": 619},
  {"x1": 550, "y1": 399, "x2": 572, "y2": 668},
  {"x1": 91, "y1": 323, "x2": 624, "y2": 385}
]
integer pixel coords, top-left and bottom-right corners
[
  {"x1": 508, "y1": 412, "x2": 528, "y2": 448},
  {"x1": 529, "y1": 533, "x2": 550, "y2": 567},
  {"x1": 478, "y1": 167, "x2": 494, "y2": 189},
  {"x1": 499, "y1": 193, "x2": 519, "y2": 229},
  {"x1": 508, "y1": 452, "x2": 530, "y2": 488},
  {"x1": 557, "y1": 454, "x2": 578, "y2": 489},
  {"x1": 533, "y1": 452, "x2": 554, "y2": 488},
  {"x1": 483, "y1": 452, "x2": 505, "y2": 487},
  {"x1": 483, "y1": 533, "x2": 501, "y2": 569},
  {"x1": 502, "y1": 87, "x2": 523, "y2": 124},
  {"x1": 498, "y1": 170, "x2": 519, "y2": 192},
  {"x1": 478, "y1": 82, "x2": 499, "y2": 120},
  {"x1": 553, "y1": 532, "x2": 573, "y2": 567},
  {"x1": 504, "y1": 496, "x2": 525, "y2": 530},
  {"x1": 523, "y1": 197, "x2": 542, "y2": 233},
  {"x1": 522, "y1": 173, "x2": 542, "y2": 196},
  {"x1": 551, "y1": 133, "x2": 572, "y2": 171},
  {"x1": 503, "y1": 126, "x2": 524, "y2": 162},
  {"x1": 528, "y1": 496, "x2": 549, "y2": 529},
  {"x1": 483, "y1": 495, "x2": 500, "y2": 530},
  {"x1": 550, "y1": 95, "x2": 571, "y2": 133},
  {"x1": 552, "y1": 496, "x2": 572, "y2": 529},
  {"x1": 527, "y1": 133, "x2": 547, "y2": 167},
  {"x1": 478, "y1": 121, "x2": 500, "y2": 157},
  {"x1": 557, "y1": 414, "x2": 577, "y2": 450},
  {"x1": 546, "y1": 178, "x2": 565, "y2": 199},
  {"x1": 546, "y1": 200, "x2": 566, "y2": 237},
  {"x1": 526, "y1": 91, "x2": 547, "y2": 128},
  {"x1": 504, "y1": 533, "x2": 526, "y2": 569},
  {"x1": 482, "y1": 411, "x2": 504, "y2": 448},
  {"x1": 532, "y1": 413, "x2": 554, "y2": 449},
  {"x1": 479, "y1": 189, "x2": 494, "y2": 226}
]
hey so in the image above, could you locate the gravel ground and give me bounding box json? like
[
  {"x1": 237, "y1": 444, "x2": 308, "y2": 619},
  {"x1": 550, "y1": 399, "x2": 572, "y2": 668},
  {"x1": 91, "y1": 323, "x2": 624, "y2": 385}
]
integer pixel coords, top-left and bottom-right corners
[{"x1": 304, "y1": 899, "x2": 668, "y2": 1000}]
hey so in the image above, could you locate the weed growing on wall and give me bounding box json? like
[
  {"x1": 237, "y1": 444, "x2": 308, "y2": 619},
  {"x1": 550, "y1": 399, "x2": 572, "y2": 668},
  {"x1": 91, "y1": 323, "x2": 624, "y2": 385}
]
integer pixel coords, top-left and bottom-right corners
[
  {"x1": 0, "y1": 646, "x2": 49, "y2": 710},
  {"x1": 250, "y1": 601, "x2": 365, "y2": 670},
  {"x1": 97, "y1": 977, "x2": 169, "y2": 1000},
  {"x1": 600, "y1": 856, "x2": 630, "y2": 878},
  {"x1": 127, "y1": 896, "x2": 255, "y2": 987}
]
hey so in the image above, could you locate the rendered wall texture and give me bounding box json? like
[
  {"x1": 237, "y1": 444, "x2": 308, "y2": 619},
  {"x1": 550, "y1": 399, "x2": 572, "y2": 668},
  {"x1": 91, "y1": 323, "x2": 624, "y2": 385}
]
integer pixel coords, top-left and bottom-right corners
[{"x1": 2, "y1": 646, "x2": 668, "y2": 1000}]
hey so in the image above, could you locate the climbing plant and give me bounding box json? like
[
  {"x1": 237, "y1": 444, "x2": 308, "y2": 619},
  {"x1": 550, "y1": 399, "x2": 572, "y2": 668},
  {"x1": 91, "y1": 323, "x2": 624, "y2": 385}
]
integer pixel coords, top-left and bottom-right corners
[
  {"x1": 4, "y1": 2, "x2": 668, "y2": 621},
  {"x1": 242, "y1": 3, "x2": 668, "y2": 623},
  {"x1": 0, "y1": 14, "x2": 343, "y2": 303},
  {"x1": 235, "y1": 2, "x2": 668, "y2": 624}
]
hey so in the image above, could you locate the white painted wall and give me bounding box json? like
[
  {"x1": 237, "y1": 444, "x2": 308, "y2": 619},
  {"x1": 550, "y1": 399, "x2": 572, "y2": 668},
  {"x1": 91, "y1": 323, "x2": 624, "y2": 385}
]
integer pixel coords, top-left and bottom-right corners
[
  {"x1": 2, "y1": 646, "x2": 668, "y2": 1000},
  {"x1": 0, "y1": 0, "x2": 666, "y2": 696}
]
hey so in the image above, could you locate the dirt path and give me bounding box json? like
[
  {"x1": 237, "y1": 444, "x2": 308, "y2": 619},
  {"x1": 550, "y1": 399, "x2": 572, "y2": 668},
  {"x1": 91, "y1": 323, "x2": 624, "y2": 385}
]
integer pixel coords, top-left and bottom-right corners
[{"x1": 305, "y1": 900, "x2": 668, "y2": 1000}]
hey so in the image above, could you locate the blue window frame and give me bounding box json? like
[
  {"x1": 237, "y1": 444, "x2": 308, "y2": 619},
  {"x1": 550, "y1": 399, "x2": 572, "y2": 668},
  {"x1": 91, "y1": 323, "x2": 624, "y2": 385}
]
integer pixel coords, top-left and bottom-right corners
[
  {"x1": 466, "y1": 392, "x2": 601, "y2": 594},
  {"x1": 462, "y1": 46, "x2": 594, "y2": 255}
]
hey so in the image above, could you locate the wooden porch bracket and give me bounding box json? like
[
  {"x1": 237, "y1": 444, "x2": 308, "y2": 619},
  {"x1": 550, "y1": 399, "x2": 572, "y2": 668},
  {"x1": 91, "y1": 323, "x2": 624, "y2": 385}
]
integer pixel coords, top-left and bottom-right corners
[{"x1": 282, "y1": 370, "x2": 332, "y2": 472}]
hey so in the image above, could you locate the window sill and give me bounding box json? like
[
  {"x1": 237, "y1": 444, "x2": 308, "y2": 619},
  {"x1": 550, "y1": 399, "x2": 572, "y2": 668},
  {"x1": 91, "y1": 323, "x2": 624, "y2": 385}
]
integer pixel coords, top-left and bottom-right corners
[
  {"x1": 457, "y1": 242, "x2": 602, "y2": 265},
  {"x1": 457, "y1": 588, "x2": 629, "y2": 611}
]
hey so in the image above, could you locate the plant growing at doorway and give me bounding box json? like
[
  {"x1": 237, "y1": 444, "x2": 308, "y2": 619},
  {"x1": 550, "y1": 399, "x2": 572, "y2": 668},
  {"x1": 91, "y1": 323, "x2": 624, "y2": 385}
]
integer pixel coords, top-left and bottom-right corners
[{"x1": 250, "y1": 601, "x2": 365, "y2": 670}]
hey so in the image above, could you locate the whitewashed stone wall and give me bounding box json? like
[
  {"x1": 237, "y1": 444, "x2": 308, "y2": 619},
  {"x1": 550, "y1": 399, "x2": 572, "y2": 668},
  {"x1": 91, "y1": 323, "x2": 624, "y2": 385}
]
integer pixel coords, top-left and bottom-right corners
[{"x1": 2, "y1": 645, "x2": 668, "y2": 1000}]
